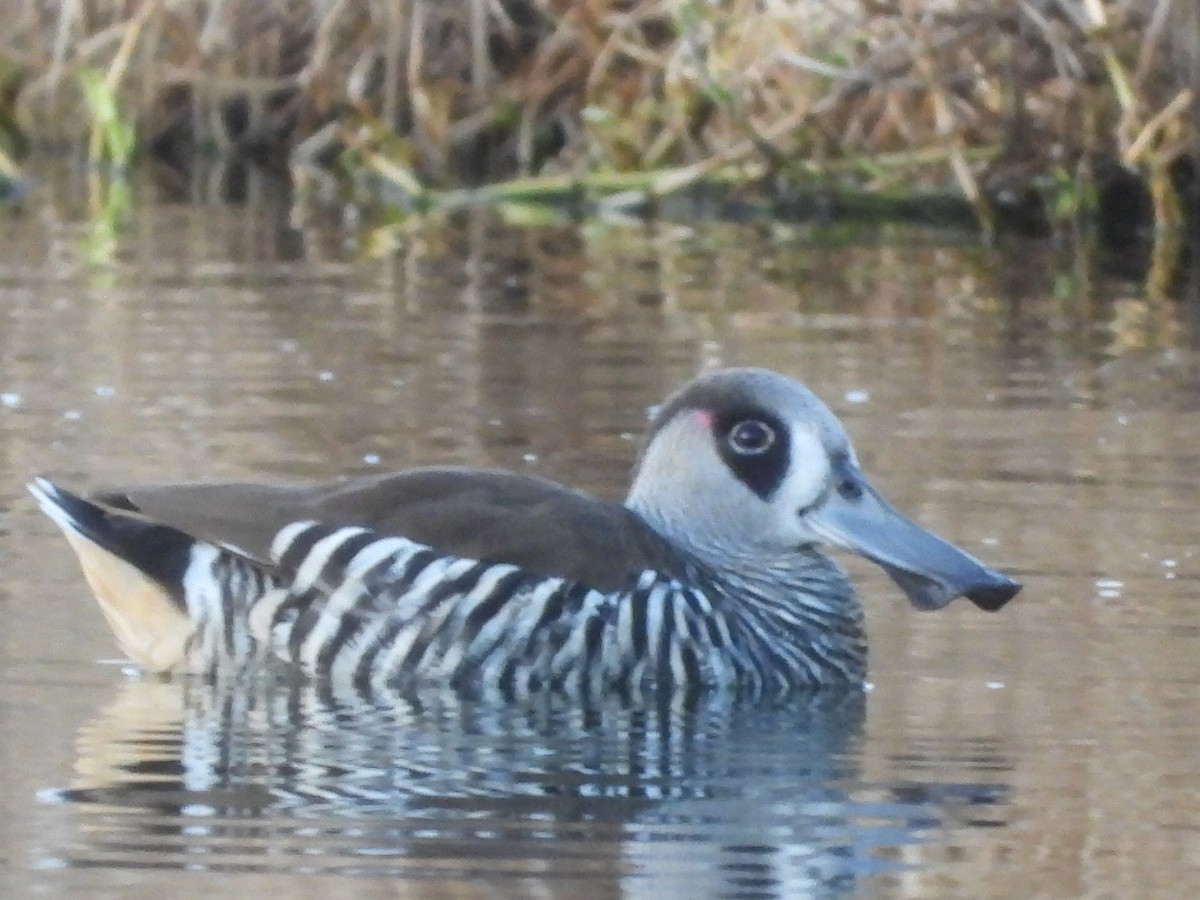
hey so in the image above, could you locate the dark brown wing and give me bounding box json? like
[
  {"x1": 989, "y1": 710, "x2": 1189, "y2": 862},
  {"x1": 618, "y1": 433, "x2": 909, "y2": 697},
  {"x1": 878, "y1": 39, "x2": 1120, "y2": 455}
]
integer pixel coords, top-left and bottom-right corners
[{"x1": 94, "y1": 467, "x2": 681, "y2": 592}]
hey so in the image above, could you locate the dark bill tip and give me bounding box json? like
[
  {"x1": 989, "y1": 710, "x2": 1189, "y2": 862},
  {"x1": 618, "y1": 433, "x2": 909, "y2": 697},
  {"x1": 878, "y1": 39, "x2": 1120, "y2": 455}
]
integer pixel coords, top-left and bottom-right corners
[
  {"x1": 964, "y1": 575, "x2": 1022, "y2": 612},
  {"x1": 807, "y1": 464, "x2": 1023, "y2": 614},
  {"x1": 881, "y1": 564, "x2": 1022, "y2": 613}
]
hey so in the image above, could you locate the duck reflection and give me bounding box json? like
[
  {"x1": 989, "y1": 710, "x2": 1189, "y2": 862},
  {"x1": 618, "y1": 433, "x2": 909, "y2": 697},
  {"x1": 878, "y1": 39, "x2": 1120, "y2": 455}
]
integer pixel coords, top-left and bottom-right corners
[{"x1": 47, "y1": 677, "x2": 1006, "y2": 897}]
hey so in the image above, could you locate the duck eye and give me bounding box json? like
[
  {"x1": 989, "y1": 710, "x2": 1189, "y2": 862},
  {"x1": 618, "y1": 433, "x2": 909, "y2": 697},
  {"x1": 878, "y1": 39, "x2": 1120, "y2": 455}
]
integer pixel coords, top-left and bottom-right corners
[{"x1": 727, "y1": 419, "x2": 775, "y2": 455}]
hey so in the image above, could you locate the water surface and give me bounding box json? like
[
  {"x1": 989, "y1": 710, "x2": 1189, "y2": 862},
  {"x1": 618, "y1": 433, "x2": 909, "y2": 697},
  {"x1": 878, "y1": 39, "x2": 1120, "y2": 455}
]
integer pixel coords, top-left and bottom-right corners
[{"x1": 2, "y1": 171, "x2": 1200, "y2": 897}]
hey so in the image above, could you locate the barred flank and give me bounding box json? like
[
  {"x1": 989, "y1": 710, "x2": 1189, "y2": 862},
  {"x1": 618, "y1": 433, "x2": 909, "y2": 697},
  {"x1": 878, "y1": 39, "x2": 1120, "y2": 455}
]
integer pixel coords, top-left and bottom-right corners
[
  {"x1": 115, "y1": 519, "x2": 862, "y2": 691},
  {"x1": 229, "y1": 522, "x2": 864, "y2": 694}
]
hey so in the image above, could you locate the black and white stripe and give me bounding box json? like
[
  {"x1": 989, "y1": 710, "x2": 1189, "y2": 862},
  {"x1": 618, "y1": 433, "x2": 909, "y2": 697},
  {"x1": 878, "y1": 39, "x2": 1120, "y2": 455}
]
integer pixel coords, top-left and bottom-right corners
[
  {"x1": 176, "y1": 545, "x2": 275, "y2": 676},
  {"x1": 161, "y1": 521, "x2": 864, "y2": 696}
]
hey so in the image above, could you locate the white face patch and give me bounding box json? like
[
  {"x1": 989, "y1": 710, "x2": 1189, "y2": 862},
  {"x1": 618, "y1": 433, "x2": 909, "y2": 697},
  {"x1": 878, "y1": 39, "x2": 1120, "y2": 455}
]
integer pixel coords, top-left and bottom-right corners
[
  {"x1": 759, "y1": 422, "x2": 836, "y2": 548},
  {"x1": 776, "y1": 425, "x2": 832, "y2": 514}
]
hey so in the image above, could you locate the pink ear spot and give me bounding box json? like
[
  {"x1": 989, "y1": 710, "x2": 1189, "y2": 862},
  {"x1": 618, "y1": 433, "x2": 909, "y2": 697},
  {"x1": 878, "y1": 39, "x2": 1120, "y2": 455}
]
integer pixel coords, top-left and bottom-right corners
[{"x1": 692, "y1": 409, "x2": 716, "y2": 428}]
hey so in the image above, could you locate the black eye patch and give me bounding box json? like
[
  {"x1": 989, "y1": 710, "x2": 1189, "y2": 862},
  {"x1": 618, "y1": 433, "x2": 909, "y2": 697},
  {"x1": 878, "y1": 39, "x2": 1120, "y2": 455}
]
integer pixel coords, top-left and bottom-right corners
[{"x1": 712, "y1": 408, "x2": 791, "y2": 500}]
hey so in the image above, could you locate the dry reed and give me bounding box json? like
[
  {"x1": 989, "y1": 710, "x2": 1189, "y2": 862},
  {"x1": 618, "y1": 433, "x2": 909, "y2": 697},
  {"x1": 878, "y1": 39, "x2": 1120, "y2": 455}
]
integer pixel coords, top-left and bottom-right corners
[{"x1": 0, "y1": 0, "x2": 1195, "y2": 231}]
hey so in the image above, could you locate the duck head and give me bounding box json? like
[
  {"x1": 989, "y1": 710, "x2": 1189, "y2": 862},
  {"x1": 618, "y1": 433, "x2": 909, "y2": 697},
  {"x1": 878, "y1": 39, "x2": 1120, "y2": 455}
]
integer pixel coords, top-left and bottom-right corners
[{"x1": 626, "y1": 368, "x2": 1020, "y2": 611}]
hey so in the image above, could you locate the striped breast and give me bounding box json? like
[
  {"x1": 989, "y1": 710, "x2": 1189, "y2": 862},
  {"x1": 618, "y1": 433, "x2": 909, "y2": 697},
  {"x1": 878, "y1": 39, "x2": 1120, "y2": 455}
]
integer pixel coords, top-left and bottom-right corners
[{"x1": 171, "y1": 520, "x2": 855, "y2": 697}]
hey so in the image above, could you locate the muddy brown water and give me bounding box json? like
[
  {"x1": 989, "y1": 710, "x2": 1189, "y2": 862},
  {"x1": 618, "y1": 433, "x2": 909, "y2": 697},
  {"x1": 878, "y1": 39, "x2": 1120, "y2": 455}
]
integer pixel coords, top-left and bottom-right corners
[{"x1": 2, "y1": 174, "x2": 1200, "y2": 898}]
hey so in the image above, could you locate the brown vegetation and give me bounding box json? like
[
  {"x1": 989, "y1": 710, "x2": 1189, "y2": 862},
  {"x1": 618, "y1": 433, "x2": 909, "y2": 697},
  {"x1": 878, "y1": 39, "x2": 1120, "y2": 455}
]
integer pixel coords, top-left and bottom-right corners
[{"x1": 0, "y1": 1, "x2": 1195, "y2": 232}]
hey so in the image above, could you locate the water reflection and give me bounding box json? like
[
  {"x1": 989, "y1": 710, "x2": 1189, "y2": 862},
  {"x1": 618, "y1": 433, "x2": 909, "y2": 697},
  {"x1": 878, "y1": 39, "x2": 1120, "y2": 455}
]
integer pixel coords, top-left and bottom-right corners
[
  {"x1": 42, "y1": 676, "x2": 1007, "y2": 895},
  {"x1": 7, "y1": 176, "x2": 1200, "y2": 896}
]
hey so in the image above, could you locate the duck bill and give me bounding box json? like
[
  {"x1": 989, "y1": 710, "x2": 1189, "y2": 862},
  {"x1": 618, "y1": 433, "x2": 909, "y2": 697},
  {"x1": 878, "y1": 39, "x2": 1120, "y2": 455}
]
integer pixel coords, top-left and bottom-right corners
[{"x1": 807, "y1": 470, "x2": 1020, "y2": 612}]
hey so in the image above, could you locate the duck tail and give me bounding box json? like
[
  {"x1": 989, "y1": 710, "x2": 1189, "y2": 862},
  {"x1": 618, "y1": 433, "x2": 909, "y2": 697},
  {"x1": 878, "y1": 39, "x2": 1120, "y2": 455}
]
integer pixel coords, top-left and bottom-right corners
[{"x1": 28, "y1": 477, "x2": 196, "y2": 672}]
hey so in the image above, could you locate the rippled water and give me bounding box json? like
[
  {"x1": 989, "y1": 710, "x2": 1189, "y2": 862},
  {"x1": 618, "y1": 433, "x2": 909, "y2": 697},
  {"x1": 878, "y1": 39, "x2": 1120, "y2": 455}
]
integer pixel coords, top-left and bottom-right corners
[{"x1": 2, "y1": 168, "x2": 1200, "y2": 897}]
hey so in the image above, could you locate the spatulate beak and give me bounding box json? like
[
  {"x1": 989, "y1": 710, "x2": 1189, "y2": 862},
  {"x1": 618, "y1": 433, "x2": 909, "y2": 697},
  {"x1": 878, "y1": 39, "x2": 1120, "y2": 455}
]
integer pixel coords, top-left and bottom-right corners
[{"x1": 805, "y1": 461, "x2": 1021, "y2": 611}]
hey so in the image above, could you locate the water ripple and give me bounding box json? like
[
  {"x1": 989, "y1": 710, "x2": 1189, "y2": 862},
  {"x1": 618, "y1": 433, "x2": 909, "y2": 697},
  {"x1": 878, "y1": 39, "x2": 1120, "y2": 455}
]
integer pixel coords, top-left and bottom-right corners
[{"x1": 32, "y1": 677, "x2": 1009, "y2": 894}]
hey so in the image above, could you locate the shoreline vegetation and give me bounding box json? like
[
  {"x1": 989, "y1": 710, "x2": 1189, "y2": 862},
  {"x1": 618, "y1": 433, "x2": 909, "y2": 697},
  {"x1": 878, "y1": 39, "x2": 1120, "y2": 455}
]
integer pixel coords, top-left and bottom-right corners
[{"x1": 0, "y1": 1, "x2": 1196, "y2": 243}]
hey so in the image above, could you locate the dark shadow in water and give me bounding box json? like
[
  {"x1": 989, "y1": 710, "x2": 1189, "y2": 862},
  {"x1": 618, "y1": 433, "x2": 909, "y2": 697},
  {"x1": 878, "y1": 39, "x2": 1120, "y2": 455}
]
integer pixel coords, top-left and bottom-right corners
[{"x1": 38, "y1": 677, "x2": 1011, "y2": 897}]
